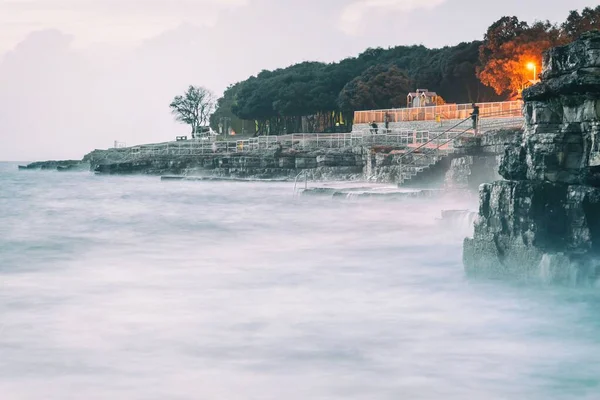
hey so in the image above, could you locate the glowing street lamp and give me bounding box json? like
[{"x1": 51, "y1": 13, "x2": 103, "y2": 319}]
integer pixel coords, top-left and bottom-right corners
[{"x1": 527, "y1": 62, "x2": 538, "y2": 84}]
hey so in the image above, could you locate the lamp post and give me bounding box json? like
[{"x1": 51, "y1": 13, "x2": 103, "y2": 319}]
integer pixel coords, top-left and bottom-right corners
[{"x1": 527, "y1": 62, "x2": 538, "y2": 84}]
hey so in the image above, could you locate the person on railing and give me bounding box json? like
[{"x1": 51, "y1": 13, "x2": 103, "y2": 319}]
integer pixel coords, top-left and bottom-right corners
[{"x1": 470, "y1": 103, "x2": 480, "y2": 133}]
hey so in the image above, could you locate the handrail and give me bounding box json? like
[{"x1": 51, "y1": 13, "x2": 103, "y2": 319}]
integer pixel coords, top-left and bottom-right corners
[
  {"x1": 395, "y1": 107, "x2": 523, "y2": 163},
  {"x1": 354, "y1": 100, "x2": 523, "y2": 113},
  {"x1": 293, "y1": 170, "x2": 309, "y2": 196},
  {"x1": 399, "y1": 126, "x2": 472, "y2": 171},
  {"x1": 397, "y1": 114, "x2": 524, "y2": 181},
  {"x1": 114, "y1": 108, "x2": 523, "y2": 163},
  {"x1": 353, "y1": 100, "x2": 523, "y2": 124},
  {"x1": 394, "y1": 116, "x2": 472, "y2": 165},
  {"x1": 353, "y1": 108, "x2": 523, "y2": 121},
  {"x1": 352, "y1": 109, "x2": 523, "y2": 137}
]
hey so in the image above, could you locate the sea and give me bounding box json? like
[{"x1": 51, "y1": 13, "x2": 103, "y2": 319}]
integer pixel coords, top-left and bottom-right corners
[{"x1": 1, "y1": 162, "x2": 600, "y2": 400}]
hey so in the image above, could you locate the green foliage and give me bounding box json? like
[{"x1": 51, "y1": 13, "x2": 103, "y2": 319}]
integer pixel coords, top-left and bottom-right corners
[
  {"x1": 209, "y1": 83, "x2": 245, "y2": 135},
  {"x1": 338, "y1": 65, "x2": 413, "y2": 111},
  {"x1": 562, "y1": 6, "x2": 600, "y2": 40}
]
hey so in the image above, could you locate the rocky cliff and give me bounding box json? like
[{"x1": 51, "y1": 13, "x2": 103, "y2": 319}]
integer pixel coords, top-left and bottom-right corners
[{"x1": 464, "y1": 31, "x2": 600, "y2": 284}]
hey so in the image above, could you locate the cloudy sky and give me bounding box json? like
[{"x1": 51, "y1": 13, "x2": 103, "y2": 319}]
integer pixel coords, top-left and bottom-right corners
[{"x1": 0, "y1": 0, "x2": 595, "y2": 161}]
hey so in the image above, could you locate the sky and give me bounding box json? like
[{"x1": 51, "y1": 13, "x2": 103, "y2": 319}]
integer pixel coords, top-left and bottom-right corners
[{"x1": 0, "y1": 0, "x2": 596, "y2": 161}]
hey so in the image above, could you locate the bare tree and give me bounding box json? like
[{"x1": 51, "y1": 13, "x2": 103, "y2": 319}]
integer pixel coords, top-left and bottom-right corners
[{"x1": 170, "y1": 86, "x2": 215, "y2": 138}]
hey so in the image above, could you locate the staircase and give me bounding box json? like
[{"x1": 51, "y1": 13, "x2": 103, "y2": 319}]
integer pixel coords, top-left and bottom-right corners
[{"x1": 396, "y1": 111, "x2": 523, "y2": 186}]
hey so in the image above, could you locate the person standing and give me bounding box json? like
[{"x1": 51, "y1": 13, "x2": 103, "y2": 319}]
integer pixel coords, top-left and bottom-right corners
[
  {"x1": 384, "y1": 113, "x2": 390, "y2": 132},
  {"x1": 471, "y1": 103, "x2": 480, "y2": 133}
]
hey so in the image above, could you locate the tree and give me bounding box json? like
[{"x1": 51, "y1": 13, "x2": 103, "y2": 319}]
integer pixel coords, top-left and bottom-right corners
[
  {"x1": 562, "y1": 6, "x2": 600, "y2": 40},
  {"x1": 477, "y1": 8, "x2": 600, "y2": 98},
  {"x1": 477, "y1": 18, "x2": 563, "y2": 98},
  {"x1": 338, "y1": 65, "x2": 414, "y2": 111},
  {"x1": 479, "y1": 16, "x2": 529, "y2": 65},
  {"x1": 436, "y1": 41, "x2": 501, "y2": 103},
  {"x1": 170, "y1": 86, "x2": 215, "y2": 138},
  {"x1": 209, "y1": 83, "x2": 247, "y2": 135}
]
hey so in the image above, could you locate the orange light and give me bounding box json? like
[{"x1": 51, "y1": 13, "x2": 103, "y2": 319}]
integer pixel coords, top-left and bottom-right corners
[{"x1": 527, "y1": 62, "x2": 536, "y2": 70}]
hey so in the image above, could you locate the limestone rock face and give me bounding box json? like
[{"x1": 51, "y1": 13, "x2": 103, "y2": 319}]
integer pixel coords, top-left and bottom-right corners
[
  {"x1": 464, "y1": 31, "x2": 600, "y2": 284},
  {"x1": 500, "y1": 32, "x2": 600, "y2": 185},
  {"x1": 527, "y1": 31, "x2": 600, "y2": 101}
]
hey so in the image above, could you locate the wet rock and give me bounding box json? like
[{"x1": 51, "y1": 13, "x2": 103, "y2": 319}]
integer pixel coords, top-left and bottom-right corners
[
  {"x1": 278, "y1": 156, "x2": 296, "y2": 169},
  {"x1": 464, "y1": 181, "x2": 600, "y2": 283},
  {"x1": 295, "y1": 157, "x2": 317, "y2": 169}
]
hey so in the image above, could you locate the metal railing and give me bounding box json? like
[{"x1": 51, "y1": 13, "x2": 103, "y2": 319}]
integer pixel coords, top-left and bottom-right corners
[
  {"x1": 395, "y1": 109, "x2": 524, "y2": 184},
  {"x1": 104, "y1": 108, "x2": 523, "y2": 164},
  {"x1": 353, "y1": 100, "x2": 523, "y2": 124},
  {"x1": 293, "y1": 170, "x2": 309, "y2": 197},
  {"x1": 117, "y1": 131, "x2": 467, "y2": 161}
]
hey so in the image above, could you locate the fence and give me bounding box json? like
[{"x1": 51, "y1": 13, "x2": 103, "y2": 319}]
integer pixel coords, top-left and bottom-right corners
[
  {"x1": 111, "y1": 113, "x2": 523, "y2": 162},
  {"x1": 118, "y1": 132, "x2": 459, "y2": 161},
  {"x1": 353, "y1": 100, "x2": 523, "y2": 124},
  {"x1": 120, "y1": 134, "x2": 357, "y2": 160}
]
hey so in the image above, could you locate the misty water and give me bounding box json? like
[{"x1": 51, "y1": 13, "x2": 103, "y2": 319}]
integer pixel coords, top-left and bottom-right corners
[{"x1": 1, "y1": 162, "x2": 600, "y2": 399}]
